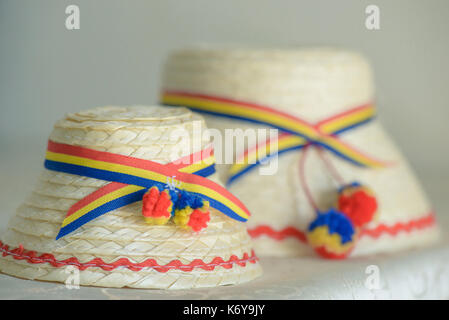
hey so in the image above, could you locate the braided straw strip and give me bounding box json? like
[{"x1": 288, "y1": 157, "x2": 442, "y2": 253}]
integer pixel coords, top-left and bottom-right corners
[
  {"x1": 0, "y1": 256, "x2": 262, "y2": 289},
  {"x1": 0, "y1": 106, "x2": 262, "y2": 288},
  {"x1": 0, "y1": 242, "x2": 257, "y2": 272}
]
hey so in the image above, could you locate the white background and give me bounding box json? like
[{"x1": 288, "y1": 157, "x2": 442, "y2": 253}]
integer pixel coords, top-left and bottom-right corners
[
  {"x1": 1, "y1": 0, "x2": 448, "y2": 180},
  {"x1": 1, "y1": 0, "x2": 448, "y2": 217}
]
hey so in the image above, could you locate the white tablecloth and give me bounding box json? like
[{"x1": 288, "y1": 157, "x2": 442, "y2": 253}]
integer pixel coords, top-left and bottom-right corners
[{"x1": 1, "y1": 138, "x2": 448, "y2": 299}]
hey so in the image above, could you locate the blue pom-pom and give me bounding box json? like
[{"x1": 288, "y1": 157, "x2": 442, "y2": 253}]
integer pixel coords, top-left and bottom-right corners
[
  {"x1": 191, "y1": 195, "x2": 204, "y2": 209},
  {"x1": 308, "y1": 208, "x2": 355, "y2": 244},
  {"x1": 176, "y1": 190, "x2": 193, "y2": 210},
  {"x1": 176, "y1": 190, "x2": 204, "y2": 210},
  {"x1": 167, "y1": 188, "x2": 178, "y2": 216}
]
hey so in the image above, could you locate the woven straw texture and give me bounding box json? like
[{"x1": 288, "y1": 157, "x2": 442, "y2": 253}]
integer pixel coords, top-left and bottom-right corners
[
  {"x1": 161, "y1": 46, "x2": 440, "y2": 257},
  {"x1": 0, "y1": 106, "x2": 262, "y2": 289}
]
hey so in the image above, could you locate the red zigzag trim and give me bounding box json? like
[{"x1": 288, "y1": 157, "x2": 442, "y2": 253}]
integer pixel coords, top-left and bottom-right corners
[
  {"x1": 0, "y1": 241, "x2": 258, "y2": 273},
  {"x1": 248, "y1": 212, "x2": 436, "y2": 243}
]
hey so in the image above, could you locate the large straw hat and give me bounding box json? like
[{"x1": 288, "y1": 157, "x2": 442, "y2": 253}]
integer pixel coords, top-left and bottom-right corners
[
  {"x1": 0, "y1": 105, "x2": 262, "y2": 288},
  {"x1": 160, "y1": 46, "x2": 440, "y2": 258}
]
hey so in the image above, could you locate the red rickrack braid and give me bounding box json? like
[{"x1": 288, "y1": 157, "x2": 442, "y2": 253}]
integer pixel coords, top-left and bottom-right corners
[{"x1": 0, "y1": 241, "x2": 258, "y2": 273}]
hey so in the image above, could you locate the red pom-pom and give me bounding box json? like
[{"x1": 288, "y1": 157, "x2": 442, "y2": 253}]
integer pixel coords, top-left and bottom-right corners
[
  {"x1": 338, "y1": 185, "x2": 378, "y2": 228},
  {"x1": 142, "y1": 187, "x2": 160, "y2": 217},
  {"x1": 142, "y1": 187, "x2": 174, "y2": 224},
  {"x1": 187, "y1": 209, "x2": 210, "y2": 232},
  {"x1": 153, "y1": 190, "x2": 174, "y2": 218}
]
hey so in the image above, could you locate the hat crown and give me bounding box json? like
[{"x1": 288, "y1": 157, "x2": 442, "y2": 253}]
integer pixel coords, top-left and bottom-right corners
[
  {"x1": 163, "y1": 46, "x2": 374, "y2": 121},
  {"x1": 50, "y1": 105, "x2": 209, "y2": 163}
]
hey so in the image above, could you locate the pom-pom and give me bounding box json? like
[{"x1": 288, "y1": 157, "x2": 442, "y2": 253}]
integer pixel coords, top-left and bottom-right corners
[
  {"x1": 142, "y1": 186, "x2": 176, "y2": 225},
  {"x1": 175, "y1": 190, "x2": 195, "y2": 211},
  {"x1": 306, "y1": 208, "x2": 357, "y2": 259},
  {"x1": 187, "y1": 205, "x2": 211, "y2": 232},
  {"x1": 142, "y1": 186, "x2": 159, "y2": 216},
  {"x1": 174, "y1": 190, "x2": 210, "y2": 232},
  {"x1": 142, "y1": 187, "x2": 211, "y2": 231},
  {"x1": 337, "y1": 182, "x2": 378, "y2": 228}
]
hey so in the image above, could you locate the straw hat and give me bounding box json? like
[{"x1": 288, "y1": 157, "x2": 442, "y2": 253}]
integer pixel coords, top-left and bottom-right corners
[
  {"x1": 0, "y1": 105, "x2": 262, "y2": 288},
  {"x1": 160, "y1": 46, "x2": 440, "y2": 258}
]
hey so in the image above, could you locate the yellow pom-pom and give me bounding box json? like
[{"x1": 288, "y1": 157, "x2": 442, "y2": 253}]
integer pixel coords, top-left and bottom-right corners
[
  {"x1": 173, "y1": 207, "x2": 194, "y2": 227},
  {"x1": 306, "y1": 209, "x2": 357, "y2": 259},
  {"x1": 173, "y1": 190, "x2": 211, "y2": 232},
  {"x1": 143, "y1": 216, "x2": 170, "y2": 225},
  {"x1": 174, "y1": 201, "x2": 210, "y2": 232}
]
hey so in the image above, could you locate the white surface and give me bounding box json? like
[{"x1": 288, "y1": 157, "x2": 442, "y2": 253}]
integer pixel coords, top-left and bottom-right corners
[
  {"x1": 1, "y1": 242, "x2": 449, "y2": 299},
  {"x1": 0, "y1": 138, "x2": 448, "y2": 299}
]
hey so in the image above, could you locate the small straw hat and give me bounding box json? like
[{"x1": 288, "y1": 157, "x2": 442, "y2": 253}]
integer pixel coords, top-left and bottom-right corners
[
  {"x1": 160, "y1": 46, "x2": 440, "y2": 259},
  {"x1": 0, "y1": 105, "x2": 262, "y2": 288}
]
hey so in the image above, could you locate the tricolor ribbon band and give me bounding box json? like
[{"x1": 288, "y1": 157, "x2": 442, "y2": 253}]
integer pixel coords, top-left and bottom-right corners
[
  {"x1": 44, "y1": 140, "x2": 250, "y2": 239},
  {"x1": 227, "y1": 106, "x2": 386, "y2": 184},
  {"x1": 161, "y1": 91, "x2": 390, "y2": 184}
]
